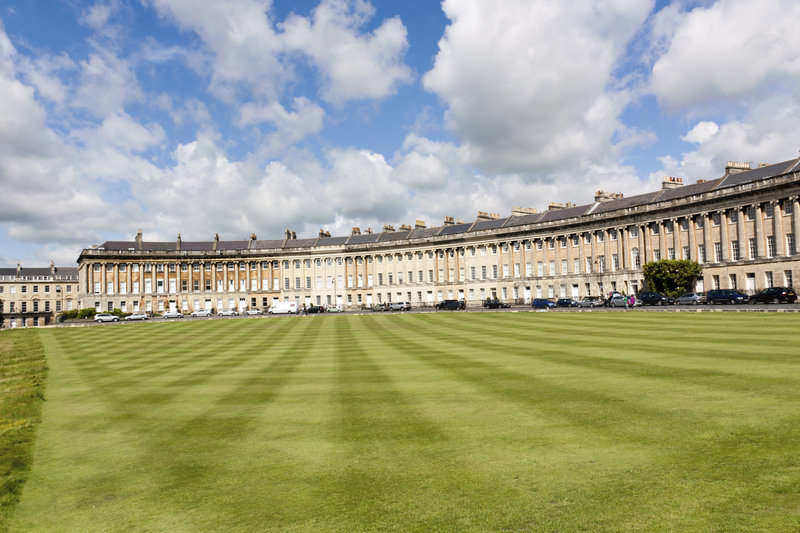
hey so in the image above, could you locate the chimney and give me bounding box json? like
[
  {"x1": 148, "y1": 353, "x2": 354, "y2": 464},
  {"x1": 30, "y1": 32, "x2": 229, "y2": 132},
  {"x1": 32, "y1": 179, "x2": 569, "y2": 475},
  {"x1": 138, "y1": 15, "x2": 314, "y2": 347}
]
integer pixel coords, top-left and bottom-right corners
[
  {"x1": 511, "y1": 207, "x2": 538, "y2": 217},
  {"x1": 399, "y1": 224, "x2": 412, "y2": 231},
  {"x1": 661, "y1": 176, "x2": 684, "y2": 190},
  {"x1": 351, "y1": 227, "x2": 361, "y2": 236},
  {"x1": 50, "y1": 260, "x2": 55, "y2": 276},
  {"x1": 366, "y1": 227, "x2": 373, "y2": 234},
  {"x1": 415, "y1": 219, "x2": 426, "y2": 229},
  {"x1": 594, "y1": 190, "x2": 624, "y2": 202},
  {"x1": 443, "y1": 216, "x2": 455, "y2": 226},
  {"x1": 759, "y1": 162, "x2": 769, "y2": 168},
  {"x1": 476, "y1": 211, "x2": 500, "y2": 221},
  {"x1": 548, "y1": 202, "x2": 575, "y2": 211},
  {"x1": 319, "y1": 229, "x2": 331, "y2": 238},
  {"x1": 284, "y1": 228, "x2": 293, "y2": 240},
  {"x1": 696, "y1": 178, "x2": 708, "y2": 184},
  {"x1": 135, "y1": 229, "x2": 143, "y2": 250},
  {"x1": 16, "y1": 262, "x2": 21, "y2": 277},
  {"x1": 382, "y1": 224, "x2": 395, "y2": 232},
  {"x1": 725, "y1": 161, "x2": 751, "y2": 176},
  {"x1": 248, "y1": 233, "x2": 257, "y2": 249},
  {"x1": 213, "y1": 233, "x2": 219, "y2": 251},
  {"x1": 291, "y1": 231, "x2": 296, "y2": 240},
  {"x1": 176, "y1": 233, "x2": 182, "y2": 251}
]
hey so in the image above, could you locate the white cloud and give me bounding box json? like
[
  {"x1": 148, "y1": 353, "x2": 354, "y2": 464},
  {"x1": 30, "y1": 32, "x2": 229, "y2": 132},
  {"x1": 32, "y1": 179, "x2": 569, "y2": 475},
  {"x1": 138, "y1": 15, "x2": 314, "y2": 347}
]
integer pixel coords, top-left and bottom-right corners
[
  {"x1": 651, "y1": 0, "x2": 800, "y2": 109},
  {"x1": 682, "y1": 121, "x2": 719, "y2": 144},
  {"x1": 238, "y1": 97, "x2": 325, "y2": 153},
  {"x1": 281, "y1": 0, "x2": 412, "y2": 104},
  {"x1": 74, "y1": 49, "x2": 142, "y2": 116},
  {"x1": 423, "y1": 0, "x2": 654, "y2": 176}
]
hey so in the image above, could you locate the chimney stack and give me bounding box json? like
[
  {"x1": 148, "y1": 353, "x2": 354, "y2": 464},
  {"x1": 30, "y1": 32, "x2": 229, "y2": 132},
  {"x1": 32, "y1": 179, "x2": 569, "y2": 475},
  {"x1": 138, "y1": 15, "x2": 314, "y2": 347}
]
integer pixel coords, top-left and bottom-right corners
[
  {"x1": 443, "y1": 216, "x2": 455, "y2": 226},
  {"x1": 415, "y1": 219, "x2": 426, "y2": 229},
  {"x1": 661, "y1": 177, "x2": 684, "y2": 190},
  {"x1": 50, "y1": 260, "x2": 55, "y2": 276},
  {"x1": 248, "y1": 233, "x2": 257, "y2": 249},
  {"x1": 176, "y1": 233, "x2": 182, "y2": 250},
  {"x1": 16, "y1": 262, "x2": 21, "y2": 277},
  {"x1": 476, "y1": 211, "x2": 500, "y2": 221},
  {"x1": 351, "y1": 227, "x2": 361, "y2": 236},
  {"x1": 399, "y1": 224, "x2": 412, "y2": 231},
  {"x1": 547, "y1": 202, "x2": 575, "y2": 211},
  {"x1": 291, "y1": 231, "x2": 296, "y2": 239},
  {"x1": 594, "y1": 190, "x2": 624, "y2": 202},
  {"x1": 366, "y1": 227, "x2": 373, "y2": 234},
  {"x1": 382, "y1": 224, "x2": 395, "y2": 232},
  {"x1": 725, "y1": 161, "x2": 751, "y2": 176},
  {"x1": 213, "y1": 233, "x2": 220, "y2": 251},
  {"x1": 319, "y1": 229, "x2": 331, "y2": 238},
  {"x1": 510, "y1": 207, "x2": 538, "y2": 217},
  {"x1": 135, "y1": 229, "x2": 143, "y2": 250}
]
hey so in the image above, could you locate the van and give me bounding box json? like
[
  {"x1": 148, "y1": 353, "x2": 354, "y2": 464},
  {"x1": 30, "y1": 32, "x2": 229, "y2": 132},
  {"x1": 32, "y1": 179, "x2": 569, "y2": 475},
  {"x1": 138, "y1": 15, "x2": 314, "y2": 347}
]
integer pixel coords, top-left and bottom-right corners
[{"x1": 268, "y1": 301, "x2": 298, "y2": 314}]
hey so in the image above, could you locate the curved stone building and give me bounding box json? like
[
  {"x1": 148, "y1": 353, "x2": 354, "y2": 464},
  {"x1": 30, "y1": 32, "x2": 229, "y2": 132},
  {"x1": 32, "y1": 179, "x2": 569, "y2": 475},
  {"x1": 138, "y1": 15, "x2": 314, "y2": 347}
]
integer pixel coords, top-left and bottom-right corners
[{"x1": 77, "y1": 159, "x2": 800, "y2": 313}]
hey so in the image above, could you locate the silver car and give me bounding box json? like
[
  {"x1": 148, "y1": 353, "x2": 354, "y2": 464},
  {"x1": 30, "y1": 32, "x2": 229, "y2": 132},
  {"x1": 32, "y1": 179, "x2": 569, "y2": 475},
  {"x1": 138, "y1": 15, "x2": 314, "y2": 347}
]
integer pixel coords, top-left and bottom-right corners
[
  {"x1": 124, "y1": 313, "x2": 148, "y2": 321},
  {"x1": 163, "y1": 310, "x2": 184, "y2": 319},
  {"x1": 675, "y1": 292, "x2": 705, "y2": 305},
  {"x1": 190, "y1": 309, "x2": 212, "y2": 317}
]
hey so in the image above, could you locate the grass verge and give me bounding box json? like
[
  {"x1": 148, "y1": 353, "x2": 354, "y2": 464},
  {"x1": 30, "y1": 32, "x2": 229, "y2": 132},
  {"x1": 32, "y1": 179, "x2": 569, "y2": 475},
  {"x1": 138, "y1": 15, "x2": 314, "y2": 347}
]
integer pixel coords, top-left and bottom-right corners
[{"x1": 0, "y1": 329, "x2": 46, "y2": 533}]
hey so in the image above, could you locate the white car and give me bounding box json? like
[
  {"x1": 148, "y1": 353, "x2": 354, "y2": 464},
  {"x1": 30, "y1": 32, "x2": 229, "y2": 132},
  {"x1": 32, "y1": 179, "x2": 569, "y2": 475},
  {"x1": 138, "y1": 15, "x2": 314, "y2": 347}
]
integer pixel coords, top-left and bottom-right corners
[
  {"x1": 163, "y1": 310, "x2": 184, "y2": 319},
  {"x1": 245, "y1": 309, "x2": 262, "y2": 315},
  {"x1": 268, "y1": 301, "x2": 298, "y2": 314},
  {"x1": 326, "y1": 305, "x2": 343, "y2": 313},
  {"x1": 95, "y1": 313, "x2": 119, "y2": 323},
  {"x1": 124, "y1": 313, "x2": 148, "y2": 321},
  {"x1": 190, "y1": 309, "x2": 212, "y2": 317},
  {"x1": 218, "y1": 309, "x2": 238, "y2": 317}
]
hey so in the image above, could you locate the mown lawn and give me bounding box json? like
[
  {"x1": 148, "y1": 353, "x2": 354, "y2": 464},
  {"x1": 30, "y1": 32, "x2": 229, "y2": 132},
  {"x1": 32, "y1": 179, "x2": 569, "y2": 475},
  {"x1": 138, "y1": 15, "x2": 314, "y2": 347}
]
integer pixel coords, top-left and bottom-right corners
[{"x1": 8, "y1": 312, "x2": 800, "y2": 531}]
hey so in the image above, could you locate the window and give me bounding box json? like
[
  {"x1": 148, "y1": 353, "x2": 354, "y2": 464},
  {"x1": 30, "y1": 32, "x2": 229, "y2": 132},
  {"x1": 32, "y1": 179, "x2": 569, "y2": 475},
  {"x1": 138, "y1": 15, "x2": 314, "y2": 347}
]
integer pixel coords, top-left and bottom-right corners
[
  {"x1": 714, "y1": 242, "x2": 722, "y2": 263},
  {"x1": 785, "y1": 270, "x2": 793, "y2": 288},
  {"x1": 33, "y1": 285, "x2": 38, "y2": 293},
  {"x1": 295, "y1": 277, "x2": 301, "y2": 289},
  {"x1": 306, "y1": 276, "x2": 311, "y2": 289},
  {"x1": 378, "y1": 273, "x2": 384, "y2": 285},
  {"x1": 712, "y1": 214, "x2": 720, "y2": 227},
  {"x1": 56, "y1": 301, "x2": 61, "y2": 312},
  {"x1": 729, "y1": 210, "x2": 738, "y2": 223},
  {"x1": 284, "y1": 278, "x2": 290, "y2": 290},
  {"x1": 181, "y1": 263, "x2": 188, "y2": 272},
  {"x1": 66, "y1": 285, "x2": 71, "y2": 293},
  {"x1": 181, "y1": 280, "x2": 188, "y2": 292},
  {"x1": 695, "y1": 216, "x2": 704, "y2": 229},
  {"x1": 651, "y1": 224, "x2": 659, "y2": 236},
  {"x1": 668, "y1": 248, "x2": 675, "y2": 260},
  {"x1": 502, "y1": 264, "x2": 509, "y2": 278},
  {"x1": 388, "y1": 274, "x2": 393, "y2": 285},
  {"x1": 767, "y1": 236, "x2": 776, "y2": 258},
  {"x1": 586, "y1": 257, "x2": 593, "y2": 273},
  {"x1": 597, "y1": 255, "x2": 605, "y2": 273},
  {"x1": 748, "y1": 238, "x2": 757, "y2": 259},
  {"x1": 788, "y1": 234, "x2": 796, "y2": 255},
  {"x1": 764, "y1": 204, "x2": 774, "y2": 218},
  {"x1": 697, "y1": 245, "x2": 705, "y2": 264},
  {"x1": 536, "y1": 240, "x2": 543, "y2": 250},
  {"x1": 612, "y1": 254, "x2": 619, "y2": 270},
  {"x1": 712, "y1": 275, "x2": 720, "y2": 290},
  {"x1": 765, "y1": 271, "x2": 774, "y2": 288},
  {"x1": 745, "y1": 206, "x2": 754, "y2": 221},
  {"x1": 471, "y1": 266, "x2": 477, "y2": 280},
  {"x1": 429, "y1": 270, "x2": 434, "y2": 282},
  {"x1": 513, "y1": 263, "x2": 520, "y2": 278},
  {"x1": 652, "y1": 250, "x2": 660, "y2": 262},
  {"x1": 44, "y1": 285, "x2": 50, "y2": 293},
  {"x1": 526, "y1": 263, "x2": 532, "y2": 276},
  {"x1": 21, "y1": 302, "x2": 26, "y2": 313},
  {"x1": 573, "y1": 258, "x2": 580, "y2": 274},
  {"x1": 729, "y1": 274, "x2": 737, "y2": 290},
  {"x1": 492, "y1": 265, "x2": 498, "y2": 279},
  {"x1": 731, "y1": 240, "x2": 740, "y2": 261},
  {"x1": 561, "y1": 259, "x2": 568, "y2": 274},
  {"x1": 629, "y1": 226, "x2": 638, "y2": 238},
  {"x1": 549, "y1": 261, "x2": 555, "y2": 276},
  {"x1": 108, "y1": 301, "x2": 114, "y2": 312},
  {"x1": 785, "y1": 201, "x2": 793, "y2": 215},
  {"x1": 537, "y1": 262, "x2": 544, "y2": 276},
  {"x1": 547, "y1": 239, "x2": 554, "y2": 250},
  {"x1": 632, "y1": 248, "x2": 642, "y2": 267}
]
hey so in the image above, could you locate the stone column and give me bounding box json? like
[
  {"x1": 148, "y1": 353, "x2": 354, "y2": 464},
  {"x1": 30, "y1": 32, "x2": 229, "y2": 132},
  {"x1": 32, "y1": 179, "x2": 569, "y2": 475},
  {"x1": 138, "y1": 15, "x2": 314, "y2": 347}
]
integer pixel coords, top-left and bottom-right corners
[
  {"x1": 619, "y1": 227, "x2": 626, "y2": 269},
  {"x1": 642, "y1": 224, "x2": 651, "y2": 264},
  {"x1": 720, "y1": 210, "x2": 729, "y2": 262},
  {"x1": 658, "y1": 221, "x2": 667, "y2": 260},
  {"x1": 603, "y1": 229, "x2": 610, "y2": 272},
  {"x1": 737, "y1": 207, "x2": 746, "y2": 259},
  {"x1": 688, "y1": 216, "x2": 697, "y2": 261},
  {"x1": 702, "y1": 213, "x2": 712, "y2": 263},
  {"x1": 774, "y1": 200, "x2": 785, "y2": 256},
  {"x1": 224, "y1": 264, "x2": 228, "y2": 293},
  {"x1": 755, "y1": 203, "x2": 765, "y2": 258},
  {"x1": 101, "y1": 263, "x2": 107, "y2": 295},
  {"x1": 673, "y1": 218, "x2": 681, "y2": 259},
  {"x1": 793, "y1": 197, "x2": 800, "y2": 254},
  {"x1": 577, "y1": 235, "x2": 584, "y2": 274}
]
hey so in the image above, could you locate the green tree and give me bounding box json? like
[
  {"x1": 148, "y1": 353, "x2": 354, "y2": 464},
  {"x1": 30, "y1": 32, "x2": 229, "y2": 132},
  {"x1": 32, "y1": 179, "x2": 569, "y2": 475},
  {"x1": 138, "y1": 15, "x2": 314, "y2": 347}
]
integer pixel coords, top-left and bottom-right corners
[{"x1": 643, "y1": 260, "x2": 702, "y2": 298}]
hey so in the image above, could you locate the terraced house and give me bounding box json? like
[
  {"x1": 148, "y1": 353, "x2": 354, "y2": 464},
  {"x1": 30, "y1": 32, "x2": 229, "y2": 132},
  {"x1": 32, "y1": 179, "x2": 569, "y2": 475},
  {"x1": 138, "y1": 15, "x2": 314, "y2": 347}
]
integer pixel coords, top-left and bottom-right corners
[
  {"x1": 77, "y1": 159, "x2": 800, "y2": 314},
  {"x1": 0, "y1": 262, "x2": 79, "y2": 327}
]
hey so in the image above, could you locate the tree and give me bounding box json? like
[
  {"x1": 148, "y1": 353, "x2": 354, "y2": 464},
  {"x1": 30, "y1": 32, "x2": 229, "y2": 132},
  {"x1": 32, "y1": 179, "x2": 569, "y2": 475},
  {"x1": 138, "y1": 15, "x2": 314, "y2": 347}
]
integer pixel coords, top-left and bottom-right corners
[{"x1": 643, "y1": 260, "x2": 702, "y2": 298}]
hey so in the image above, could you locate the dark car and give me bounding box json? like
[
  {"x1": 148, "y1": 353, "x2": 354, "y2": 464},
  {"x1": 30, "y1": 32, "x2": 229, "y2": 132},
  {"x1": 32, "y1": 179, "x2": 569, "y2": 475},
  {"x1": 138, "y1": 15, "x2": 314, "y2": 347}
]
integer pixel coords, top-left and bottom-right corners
[
  {"x1": 531, "y1": 298, "x2": 555, "y2": 309},
  {"x1": 637, "y1": 291, "x2": 674, "y2": 306},
  {"x1": 483, "y1": 298, "x2": 511, "y2": 309},
  {"x1": 306, "y1": 305, "x2": 326, "y2": 313},
  {"x1": 436, "y1": 299, "x2": 465, "y2": 310},
  {"x1": 706, "y1": 289, "x2": 748, "y2": 305},
  {"x1": 749, "y1": 287, "x2": 798, "y2": 304},
  {"x1": 555, "y1": 298, "x2": 578, "y2": 308}
]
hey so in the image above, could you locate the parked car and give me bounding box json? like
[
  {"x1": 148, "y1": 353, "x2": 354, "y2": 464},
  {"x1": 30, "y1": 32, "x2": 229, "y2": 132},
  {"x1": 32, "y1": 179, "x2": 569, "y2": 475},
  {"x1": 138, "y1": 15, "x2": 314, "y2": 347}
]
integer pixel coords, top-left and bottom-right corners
[
  {"x1": 190, "y1": 309, "x2": 212, "y2": 317},
  {"x1": 163, "y1": 310, "x2": 184, "y2": 319},
  {"x1": 389, "y1": 302, "x2": 411, "y2": 311},
  {"x1": 217, "y1": 309, "x2": 238, "y2": 317},
  {"x1": 706, "y1": 289, "x2": 748, "y2": 305},
  {"x1": 371, "y1": 303, "x2": 389, "y2": 312},
  {"x1": 637, "y1": 291, "x2": 674, "y2": 306},
  {"x1": 607, "y1": 295, "x2": 629, "y2": 308},
  {"x1": 245, "y1": 309, "x2": 262, "y2": 315},
  {"x1": 436, "y1": 299, "x2": 465, "y2": 310},
  {"x1": 306, "y1": 305, "x2": 326, "y2": 313},
  {"x1": 483, "y1": 298, "x2": 511, "y2": 309},
  {"x1": 325, "y1": 305, "x2": 343, "y2": 313},
  {"x1": 124, "y1": 312, "x2": 148, "y2": 321},
  {"x1": 555, "y1": 298, "x2": 578, "y2": 308},
  {"x1": 531, "y1": 298, "x2": 555, "y2": 309},
  {"x1": 749, "y1": 287, "x2": 798, "y2": 304},
  {"x1": 675, "y1": 292, "x2": 706, "y2": 305},
  {"x1": 95, "y1": 313, "x2": 119, "y2": 323},
  {"x1": 577, "y1": 296, "x2": 604, "y2": 308}
]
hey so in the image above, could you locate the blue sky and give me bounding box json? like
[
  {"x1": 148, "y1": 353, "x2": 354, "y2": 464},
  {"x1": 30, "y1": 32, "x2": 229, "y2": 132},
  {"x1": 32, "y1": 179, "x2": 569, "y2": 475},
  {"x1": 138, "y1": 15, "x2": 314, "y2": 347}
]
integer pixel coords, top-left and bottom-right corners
[{"x1": 1, "y1": 0, "x2": 798, "y2": 266}]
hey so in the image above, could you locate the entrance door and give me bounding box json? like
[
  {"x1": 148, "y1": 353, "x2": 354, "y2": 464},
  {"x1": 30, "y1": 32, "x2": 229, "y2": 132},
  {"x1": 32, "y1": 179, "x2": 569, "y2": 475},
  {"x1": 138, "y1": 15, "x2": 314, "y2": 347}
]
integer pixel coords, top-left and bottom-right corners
[
  {"x1": 366, "y1": 294, "x2": 373, "y2": 305},
  {"x1": 205, "y1": 299, "x2": 212, "y2": 310},
  {"x1": 169, "y1": 301, "x2": 177, "y2": 313},
  {"x1": 524, "y1": 286, "x2": 531, "y2": 303},
  {"x1": 746, "y1": 273, "x2": 755, "y2": 293},
  {"x1": 336, "y1": 295, "x2": 343, "y2": 307}
]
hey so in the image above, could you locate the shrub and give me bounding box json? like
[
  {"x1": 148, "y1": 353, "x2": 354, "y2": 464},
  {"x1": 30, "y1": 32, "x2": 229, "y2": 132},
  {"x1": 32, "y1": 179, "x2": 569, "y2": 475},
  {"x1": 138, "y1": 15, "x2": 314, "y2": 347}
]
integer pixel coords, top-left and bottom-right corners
[{"x1": 643, "y1": 260, "x2": 702, "y2": 299}]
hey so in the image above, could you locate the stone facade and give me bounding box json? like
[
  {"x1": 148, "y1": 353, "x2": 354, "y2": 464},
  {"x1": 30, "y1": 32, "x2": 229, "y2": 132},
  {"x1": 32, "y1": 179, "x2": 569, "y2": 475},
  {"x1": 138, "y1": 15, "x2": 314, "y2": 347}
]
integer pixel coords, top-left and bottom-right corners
[
  {"x1": 0, "y1": 263, "x2": 79, "y2": 327},
  {"x1": 77, "y1": 159, "x2": 800, "y2": 313}
]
